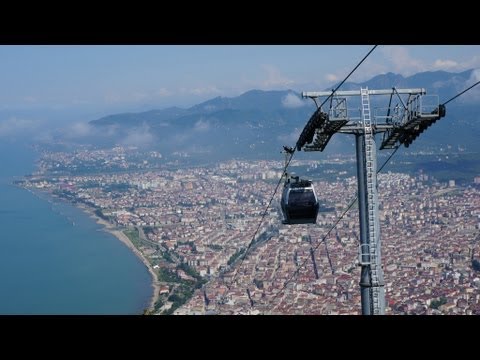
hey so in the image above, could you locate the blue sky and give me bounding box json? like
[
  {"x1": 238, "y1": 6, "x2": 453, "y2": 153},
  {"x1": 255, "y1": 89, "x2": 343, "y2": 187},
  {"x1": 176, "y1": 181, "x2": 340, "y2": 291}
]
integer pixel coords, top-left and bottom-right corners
[
  {"x1": 1, "y1": 45, "x2": 479, "y2": 113},
  {"x1": 0, "y1": 44, "x2": 479, "y2": 139}
]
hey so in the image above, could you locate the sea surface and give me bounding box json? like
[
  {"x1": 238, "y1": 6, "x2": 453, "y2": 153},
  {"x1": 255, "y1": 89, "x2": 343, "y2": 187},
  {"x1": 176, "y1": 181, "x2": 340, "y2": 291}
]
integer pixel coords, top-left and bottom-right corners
[{"x1": 0, "y1": 140, "x2": 152, "y2": 314}]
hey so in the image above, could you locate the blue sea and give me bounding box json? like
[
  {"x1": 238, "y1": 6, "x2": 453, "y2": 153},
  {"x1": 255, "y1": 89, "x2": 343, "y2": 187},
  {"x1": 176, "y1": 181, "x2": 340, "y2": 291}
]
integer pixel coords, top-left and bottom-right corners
[{"x1": 0, "y1": 140, "x2": 152, "y2": 314}]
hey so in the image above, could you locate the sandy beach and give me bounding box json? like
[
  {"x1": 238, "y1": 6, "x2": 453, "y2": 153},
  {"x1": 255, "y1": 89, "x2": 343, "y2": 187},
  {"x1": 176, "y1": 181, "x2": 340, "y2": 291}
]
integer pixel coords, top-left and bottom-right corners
[{"x1": 77, "y1": 203, "x2": 160, "y2": 313}]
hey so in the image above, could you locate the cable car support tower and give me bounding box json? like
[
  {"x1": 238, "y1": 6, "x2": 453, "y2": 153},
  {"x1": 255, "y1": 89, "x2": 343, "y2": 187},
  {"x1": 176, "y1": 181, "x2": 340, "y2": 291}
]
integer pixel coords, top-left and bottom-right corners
[{"x1": 297, "y1": 87, "x2": 445, "y2": 314}]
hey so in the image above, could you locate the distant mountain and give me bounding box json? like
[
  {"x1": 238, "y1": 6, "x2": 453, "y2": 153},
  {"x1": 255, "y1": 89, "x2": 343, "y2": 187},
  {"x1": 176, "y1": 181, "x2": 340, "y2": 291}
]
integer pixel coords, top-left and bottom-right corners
[
  {"x1": 86, "y1": 69, "x2": 480, "y2": 160},
  {"x1": 89, "y1": 89, "x2": 316, "y2": 159},
  {"x1": 91, "y1": 89, "x2": 308, "y2": 127},
  {"x1": 188, "y1": 90, "x2": 293, "y2": 113},
  {"x1": 91, "y1": 107, "x2": 189, "y2": 127},
  {"x1": 338, "y1": 69, "x2": 473, "y2": 102}
]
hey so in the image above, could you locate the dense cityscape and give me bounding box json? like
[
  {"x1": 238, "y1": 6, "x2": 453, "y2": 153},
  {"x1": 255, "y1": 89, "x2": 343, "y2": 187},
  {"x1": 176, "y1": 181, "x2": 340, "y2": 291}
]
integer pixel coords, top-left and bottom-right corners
[{"x1": 18, "y1": 146, "x2": 480, "y2": 315}]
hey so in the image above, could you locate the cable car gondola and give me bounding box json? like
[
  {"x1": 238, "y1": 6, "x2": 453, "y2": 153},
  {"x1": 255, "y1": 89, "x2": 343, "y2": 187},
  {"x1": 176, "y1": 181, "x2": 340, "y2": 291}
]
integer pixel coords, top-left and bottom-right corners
[{"x1": 281, "y1": 176, "x2": 319, "y2": 225}]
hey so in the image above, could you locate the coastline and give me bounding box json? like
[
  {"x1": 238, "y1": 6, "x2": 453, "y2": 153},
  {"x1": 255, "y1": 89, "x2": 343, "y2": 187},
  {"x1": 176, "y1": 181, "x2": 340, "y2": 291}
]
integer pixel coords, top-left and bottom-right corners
[
  {"x1": 21, "y1": 187, "x2": 160, "y2": 313},
  {"x1": 76, "y1": 203, "x2": 161, "y2": 313}
]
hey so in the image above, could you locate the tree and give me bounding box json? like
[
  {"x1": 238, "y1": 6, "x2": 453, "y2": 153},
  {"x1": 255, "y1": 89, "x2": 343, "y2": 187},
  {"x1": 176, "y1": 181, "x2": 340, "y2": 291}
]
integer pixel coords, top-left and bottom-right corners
[
  {"x1": 253, "y1": 278, "x2": 264, "y2": 289},
  {"x1": 429, "y1": 297, "x2": 447, "y2": 309},
  {"x1": 472, "y1": 259, "x2": 480, "y2": 272}
]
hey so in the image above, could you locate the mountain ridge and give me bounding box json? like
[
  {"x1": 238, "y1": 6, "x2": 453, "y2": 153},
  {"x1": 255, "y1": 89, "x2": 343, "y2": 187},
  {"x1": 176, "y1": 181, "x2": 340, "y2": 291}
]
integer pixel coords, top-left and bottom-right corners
[
  {"x1": 84, "y1": 69, "x2": 480, "y2": 160},
  {"x1": 90, "y1": 69, "x2": 476, "y2": 128}
]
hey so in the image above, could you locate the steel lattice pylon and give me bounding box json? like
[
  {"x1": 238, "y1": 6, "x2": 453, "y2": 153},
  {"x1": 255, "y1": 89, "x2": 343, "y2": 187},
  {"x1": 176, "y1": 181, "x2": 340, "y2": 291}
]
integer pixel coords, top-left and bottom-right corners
[{"x1": 297, "y1": 87, "x2": 445, "y2": 315}]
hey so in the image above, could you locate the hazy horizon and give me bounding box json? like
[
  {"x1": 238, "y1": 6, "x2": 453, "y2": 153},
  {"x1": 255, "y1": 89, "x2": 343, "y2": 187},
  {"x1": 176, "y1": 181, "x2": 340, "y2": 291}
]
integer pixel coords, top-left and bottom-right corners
[{"x1": 2, "y1": 45, "x2": 480, "y2": 146}]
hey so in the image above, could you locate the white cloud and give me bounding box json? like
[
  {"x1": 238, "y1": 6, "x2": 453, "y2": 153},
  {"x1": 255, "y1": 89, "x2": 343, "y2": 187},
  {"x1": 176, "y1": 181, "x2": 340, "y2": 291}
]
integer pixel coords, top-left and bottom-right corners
[
  {"x1": 71, "y1": 122, "x2": 93, "y2": 137},
  {"x1": 237, "y1": 65, "x2": 295, "y2": 92},
  {"x1": 461, "y1": 56, "x2": 480, "y2": 70},
  {"x1": 323, "y1": 59, "x2": 389, "y2": 85},
  {"x1": 193, "y1": 119, "x2": 210, "y2": 132},
  {"x1": 121, "y1": 124, "x2": 154, "y2": 147},
  {"x1": 325, "y1": 74, "x2": 339, "y2": 82},
  {"x1": 156, "y1": 88, "x2": 172, "y2": 97},
  {"x1": 469, "y1": 68, "x2": 480, "y2": 82},
  {"x1": 431, "y1": 56, "x2": 480, "y2": 72},
  {"x1": 105, "y1": 125, "x2": 119, "y2": 137},
  {"x1": 357, "y1": 46, "x2": 480, "y2": 81},
  {"x1": 0, "y1": 117, "x2": 38, "y2": 137},
  {"x1": 282, "y1": 93, "x2": 306, "y2": 108},
  {"x1": 262, "y1": 64, "x2": 294, "y2": 88},
  {"x1": 380, "y1": 46, "x2": 426, "y2": 75},
  {"x1": 61, "y1": 122, "x2": 99, "y2": 140},
  {"x1": 433, "y1": 59, "x2": 459, "y2": 70},
  {"x1": 459, "y1": 68, "x2": 480, "y2": 103},
  {"x1": 320, "y1": 46, "x2": 428, "y2": 84},
  {"x1": 278, "y1": 129, "x2": 301, "y2": 144}
]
